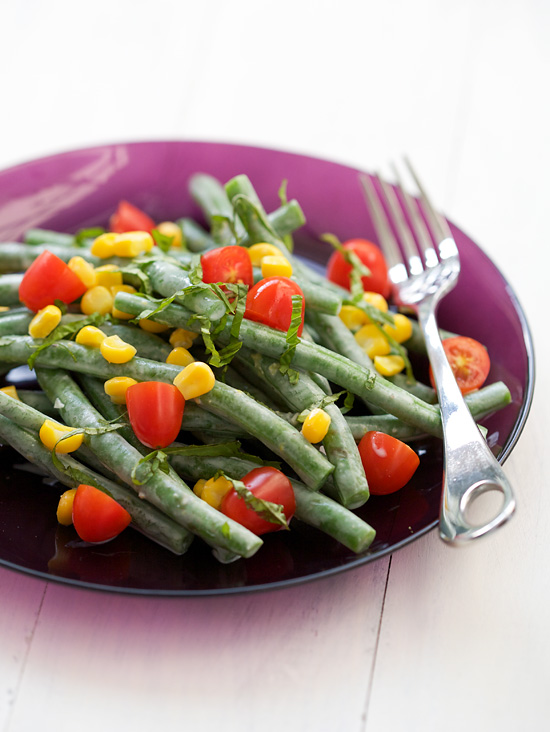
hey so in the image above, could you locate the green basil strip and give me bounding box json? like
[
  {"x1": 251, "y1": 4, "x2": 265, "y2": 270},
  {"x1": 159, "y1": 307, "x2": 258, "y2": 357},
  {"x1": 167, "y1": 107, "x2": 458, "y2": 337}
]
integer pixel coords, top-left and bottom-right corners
[
  {"x1": 225, "y1": 475, "x2": 289, "y2": 529},
  {"x1": 279, "y1": 294, "x2": 303, "y2": 383}
]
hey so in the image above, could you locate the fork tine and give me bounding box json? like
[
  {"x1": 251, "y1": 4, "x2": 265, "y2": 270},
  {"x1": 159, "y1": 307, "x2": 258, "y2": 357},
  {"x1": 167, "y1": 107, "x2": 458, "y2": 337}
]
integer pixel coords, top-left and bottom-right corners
[
  {"x1": 359, "y1": 173, "x2": 407, "y2": 282},
  {"x1": 403, "y1": 156, "x2": 453, "y2": 243},
  {"x1": 376, "y1": 172, "x2": 423, "y2": 276},
  {"x1": 390, "y1": 162, "x2": 439, "y2": 269}
]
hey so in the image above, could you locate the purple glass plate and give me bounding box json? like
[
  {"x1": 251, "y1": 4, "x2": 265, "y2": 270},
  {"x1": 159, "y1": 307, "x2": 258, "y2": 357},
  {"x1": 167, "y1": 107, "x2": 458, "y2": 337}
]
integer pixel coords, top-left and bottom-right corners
[{"x1": 0, "y1": 141, "x2": 535, "y2": 595}]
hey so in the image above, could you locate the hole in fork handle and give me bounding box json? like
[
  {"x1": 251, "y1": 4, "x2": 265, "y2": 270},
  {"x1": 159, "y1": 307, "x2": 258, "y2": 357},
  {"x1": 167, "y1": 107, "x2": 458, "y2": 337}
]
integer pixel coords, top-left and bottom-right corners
[{"x1": 440, "y1": 477, "x2": 516, "y2": 545}]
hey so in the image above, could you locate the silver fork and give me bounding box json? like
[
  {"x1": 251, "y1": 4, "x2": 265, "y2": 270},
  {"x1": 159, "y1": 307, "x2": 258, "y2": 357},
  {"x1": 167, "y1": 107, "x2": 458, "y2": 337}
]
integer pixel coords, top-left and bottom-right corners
[{"x1": 360, "y1": 160, "x2": 516, "y2": 544}]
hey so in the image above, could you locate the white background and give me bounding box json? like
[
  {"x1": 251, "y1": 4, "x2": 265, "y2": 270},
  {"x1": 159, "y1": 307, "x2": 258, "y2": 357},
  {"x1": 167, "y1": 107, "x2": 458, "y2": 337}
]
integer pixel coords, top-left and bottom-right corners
[{"x1": 0, "y1": 1, "x2": 549, "y2": 730}]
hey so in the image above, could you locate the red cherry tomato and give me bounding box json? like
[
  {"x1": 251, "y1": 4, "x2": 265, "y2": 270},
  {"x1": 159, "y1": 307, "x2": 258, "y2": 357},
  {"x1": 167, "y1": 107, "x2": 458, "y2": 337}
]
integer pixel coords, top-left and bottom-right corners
[
  {"x1": 72, "y1": 484, "x2": 131, "y2": 543},
  {"x1": 201, "y1": 245, "x2": 253, "y2": 287},
  {"x1": 126, "y1": 381, "x2": 185, "y2": 449},
  {"x1": 358, "y1": 431, "x2": 420, "y2": 495},
  {"x1": 220, "y1": 467, "x2": 296, "y2": 535},
  {"x1": 429, "y1": 336, "x2": 490, "y2": 395},
  {"x1": 244, "y1": 277, "x2": 305, "y2": 336},
  {"x1": 109, "y1": 200, "x2": 155, "y2": 233},
  {"x1": 19, "y1": 250, "x2": 88, "y2": 312},
  {"x1": 326, "y1": 239, "x2": 390, "y2": 297}
]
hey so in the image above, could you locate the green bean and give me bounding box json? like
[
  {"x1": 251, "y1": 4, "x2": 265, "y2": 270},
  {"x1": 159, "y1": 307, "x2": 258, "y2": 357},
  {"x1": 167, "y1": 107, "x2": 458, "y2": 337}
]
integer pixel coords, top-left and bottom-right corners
[
  {"x1": 169, "y1": 452, "x2": 375, "y2": 554},
  {"x1": 233, "y1": 347, "x2": 370, "y2": 508},
  {"x1": 239, "y1": 200, "x2": 306, "y2": 248},
  {"x1": 16, "y1": 389, "x2": 59, "y2": 417},
  {"x1": 176, "y1": 218, "x2": 217, "y2": 252},
  {"x1": 24, "y1": 229, "x2": 75, "y2": 247},
  {"x1": 35, "y1": 368, "x2": 263, "y2": 559},
  {"x1": 221, "y1": 366, "x2": 286, "y2": 410},
  {"x1": 196, "y1": 381, "x2": 334, "y2": 489},
  {"x1": 142, "y1": 260, "x2": 227, "y2": 320},
  {"x1": 111, "y1": 293, "x2": 447, "y2": 437},
  {"x1": 344, "y1": 382, "x2": 509, "y2": 440},
  {"x1": 0, "y1": 274, "x2": 24, "y2": 306},
  {"x1": 0, "y1": 310, "x2": 33, "y2": 335},
  {"x1": 0, "y1": 409, "x2": 192, "y2": 554},
  {"x1": 189, "y1": 173, "x2": 243, "y2": 244},
  {"x1": 0, "y1": 336, "x2": 333, "y2": 490},
  {"x1": 0, "y1": 243, "x2": 102, "y2": 272}
]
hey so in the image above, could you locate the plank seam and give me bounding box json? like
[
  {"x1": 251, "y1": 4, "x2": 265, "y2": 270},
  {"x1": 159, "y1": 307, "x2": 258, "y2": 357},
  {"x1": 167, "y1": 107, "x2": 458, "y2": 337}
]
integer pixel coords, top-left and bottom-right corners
[
  {"x1": 362, "y1": 554, "x2": 392, "y2": 731},
  {"x1": 2, "y1": 582, "x2": 49, "y2": 732}
]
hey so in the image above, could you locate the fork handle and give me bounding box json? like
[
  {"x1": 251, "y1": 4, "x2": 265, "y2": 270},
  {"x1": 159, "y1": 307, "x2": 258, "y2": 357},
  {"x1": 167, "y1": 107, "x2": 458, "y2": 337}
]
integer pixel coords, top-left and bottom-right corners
[{"x1": 417, "y1": 300, "x2": 516, "y2": 544}]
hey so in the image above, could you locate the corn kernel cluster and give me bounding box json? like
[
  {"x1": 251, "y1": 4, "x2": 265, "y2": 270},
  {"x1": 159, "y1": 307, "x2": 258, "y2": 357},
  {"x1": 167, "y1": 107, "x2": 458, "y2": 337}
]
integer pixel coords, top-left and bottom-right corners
[{"x1": 338, "y1": 292, "x2": 412, "y2": 376}]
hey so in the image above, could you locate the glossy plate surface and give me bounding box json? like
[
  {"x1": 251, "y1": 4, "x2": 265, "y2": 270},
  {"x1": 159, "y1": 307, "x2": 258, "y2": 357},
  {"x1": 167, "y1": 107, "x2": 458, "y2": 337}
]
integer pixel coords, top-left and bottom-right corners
[{"x1": 0, "y1": 141, "x2": 535, "y2": 595}]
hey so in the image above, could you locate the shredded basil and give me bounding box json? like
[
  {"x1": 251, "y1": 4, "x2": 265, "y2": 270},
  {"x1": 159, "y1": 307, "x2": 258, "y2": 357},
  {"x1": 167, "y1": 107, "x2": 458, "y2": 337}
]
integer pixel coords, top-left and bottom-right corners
[
  {"x1": 74, "y1": 227, "x2": 105, "y2": 247},
  {"x1": 279, "y1": 294, "x2": 303, "y2": 383},
  {"x1": 225, "y1": 474, "x2": 289, "y2": 529},
  {"x1": 151, "y1": 228, "x2": 176, "y2": 253}
]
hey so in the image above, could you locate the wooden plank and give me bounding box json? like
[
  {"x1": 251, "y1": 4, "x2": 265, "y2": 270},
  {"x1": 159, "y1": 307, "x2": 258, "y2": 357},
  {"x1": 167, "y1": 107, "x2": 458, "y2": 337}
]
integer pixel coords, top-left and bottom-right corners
[
  {"x1": 0, "y1": 569, "x2": 47, "y2": 730},
  {"x1": 366, "y1": 1, "x2": 549, "y2": 728},
  {"x1": 7, "y1": 561, "x2": 389, "y2": 732}
]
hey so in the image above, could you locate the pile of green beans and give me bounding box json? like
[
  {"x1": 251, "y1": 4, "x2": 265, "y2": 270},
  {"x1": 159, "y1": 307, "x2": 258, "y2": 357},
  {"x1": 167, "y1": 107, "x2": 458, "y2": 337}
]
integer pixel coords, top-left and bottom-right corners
[{"x1": 0, "y1": 172, "x2": 512, "y2": 563}]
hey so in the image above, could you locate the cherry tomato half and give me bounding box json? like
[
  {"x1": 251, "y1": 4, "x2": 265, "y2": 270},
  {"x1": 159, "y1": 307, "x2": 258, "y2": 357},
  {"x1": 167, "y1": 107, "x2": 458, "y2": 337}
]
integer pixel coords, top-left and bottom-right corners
[
  {"x1": 201, "y1": 245, "x2": 253, "y2": 287},
  {"x1": 220, "y1": 467, "x2": 296, "y2": 535},
  {"x1": 244, "y1": 277, "x2": 305, "y2": 336},
  {"x1": 109, "y1": 200, "x2": 155, "y2": 233},
  {"x1": 326, "y1": 239, "x2": 390, "y2": 297},
  {"x1": 19, "y1": 250, "x2": 88, "y2": 312},
  {"x1": 429, "y1": 336, "x2": 490, "y2": 395},
  {"x1": 72, "y1": 484, "x2": 131, "y2": 544},
  {"x1": 126, "y1": 381, "x2": 185, "y2": 449},
  {"x1": 358, "y1": 431, "x2": 420, "y2": 495}
]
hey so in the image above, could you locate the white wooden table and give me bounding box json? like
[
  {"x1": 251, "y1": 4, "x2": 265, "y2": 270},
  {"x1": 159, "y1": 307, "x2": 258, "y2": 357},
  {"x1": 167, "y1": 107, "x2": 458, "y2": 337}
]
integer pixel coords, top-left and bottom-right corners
[{"x1": 0, "y1": 1, "x2": 548, "y2": 730}]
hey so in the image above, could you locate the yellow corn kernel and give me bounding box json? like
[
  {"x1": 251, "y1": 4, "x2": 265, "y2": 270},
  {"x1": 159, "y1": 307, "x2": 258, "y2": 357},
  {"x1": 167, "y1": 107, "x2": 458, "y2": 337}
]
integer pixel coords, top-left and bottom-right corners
[
  {"x1": 104, "y1": 376, "x2": 138, "y2": 404},
  {"x1": 68, "y1": 256, "x2": 97, "y2": 288},
  {"x1": 0, "y1": 385, "x2": 19, "y2": 400},
  {"x1": 354, "y1": 324, "x2": 391, "y2": 359},
  {"x1": 56, "y1": 488, "x2": 77, "y2": 526},
  {"x1": 113, "y1": 231, "x2": 154, "y2": 257},
  {"x1": 28, "y1": 305, "x2": 62, "y2": 339},
  {"x1": 301, "y1": 408, "x2": 332, "y2": 444},
  {"x1": 111, "y1": 284, "x2": 137, "y2": 319},
  {"x1": 75, "y1": 325, "x2": 107, "y2": 348},
  {"x1": 193, "y1": 479, "x2": 207, "y2": 498},
  {"x1": 80, "y1": 285, "x2": 114, "y2": 316},
  {"x1": 261, "y1": 255, "x2": 293, "y2": 278},
  {"x1": 248, "y1": 242, "x2": 283, "y2": 266},
  {"x1": 169, "y1": 328, "x2": 198, "y2": 349},
  {"x1": 201, "y1": 475, "x2": 234, "y2": 509},
  {"x1": 373, "y1": 354, "x2": 406, "y2": 376},
  {"x1": 90, "y1": 232, "x2": 118, "y2": 258},
  {"x1": 166, "y1": 347, "x2": 195, "y2": 367},
  {"x1": 100, "y1": 335, "x2": 137, "y2": 364},
  {"x1": 363, "y1": 291, "x2": 389, "y2": 312},
  {"x1": 173, "y1": 362, "x2": 215, "y2": 400},
  {"x1": 139, "y1": 319, "x2": 169, "y2": 334},
  {"x1": 339, "y1": 304, "x2": 368, "y2": 331},
  {"x1": 39, "y1": 419, "x2": 83, "y2": 454},
  {"x1": 94, "y1": 264, "x2": 123, "y2": 289},
  {"x1": 383, "y1": 313, "x2": 413, "y2": 344},
  {"x1": 157, "y1": 221, "x2": 183, "y2": 248}
]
